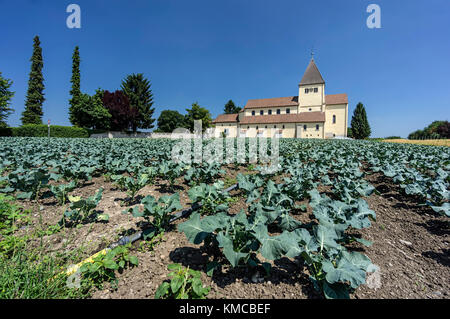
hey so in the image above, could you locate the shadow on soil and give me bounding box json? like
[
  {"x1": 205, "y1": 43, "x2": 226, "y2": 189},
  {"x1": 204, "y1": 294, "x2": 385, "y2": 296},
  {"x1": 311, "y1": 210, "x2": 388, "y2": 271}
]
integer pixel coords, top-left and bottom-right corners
[
  {"x1": 168, "y1": 246, "x2": 321, "y2": 298},
  {"x1": 154, "y1": 183, "x2": 185, "y2": 194},
  {"x1": 414, "y1": 218, "x2": 450, "y2": 236},
  {"x1": 422, "y1": 249, "x2": 450, "y2": 268}
]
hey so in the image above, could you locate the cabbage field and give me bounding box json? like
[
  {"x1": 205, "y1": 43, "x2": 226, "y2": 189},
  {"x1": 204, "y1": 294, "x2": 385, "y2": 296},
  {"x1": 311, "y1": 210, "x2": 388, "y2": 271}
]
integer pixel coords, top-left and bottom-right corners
[{"x1": 0, "y1": 137, "x2": 448, "y2": 299}]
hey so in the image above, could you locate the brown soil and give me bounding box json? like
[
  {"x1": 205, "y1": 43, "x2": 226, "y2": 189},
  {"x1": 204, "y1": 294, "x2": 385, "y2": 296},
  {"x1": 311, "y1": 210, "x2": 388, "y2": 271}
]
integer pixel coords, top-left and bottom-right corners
[
  {"x1": 353, "y1": 173, "x2": 449, "y2": 299},
  {"x1": 14, "y1": 169, "x2": 450, "y2": 299}
]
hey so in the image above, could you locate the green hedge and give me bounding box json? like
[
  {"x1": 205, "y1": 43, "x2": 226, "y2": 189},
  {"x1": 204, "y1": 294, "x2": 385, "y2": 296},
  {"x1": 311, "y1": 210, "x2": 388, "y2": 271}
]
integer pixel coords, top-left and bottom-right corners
[
  {"x1": 2, "y1": 125, "x2": 89, "y2": 138},
  {"x1": 0, "y1": 127, "x2": 13, "y2": 137}
]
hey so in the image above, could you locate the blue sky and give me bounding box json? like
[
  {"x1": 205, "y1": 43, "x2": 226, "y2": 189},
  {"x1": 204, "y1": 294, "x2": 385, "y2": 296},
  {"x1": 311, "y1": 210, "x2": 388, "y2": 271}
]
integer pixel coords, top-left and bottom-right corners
[{"x1": 1, "y1": 0, "x2": 449, "y2": 137}]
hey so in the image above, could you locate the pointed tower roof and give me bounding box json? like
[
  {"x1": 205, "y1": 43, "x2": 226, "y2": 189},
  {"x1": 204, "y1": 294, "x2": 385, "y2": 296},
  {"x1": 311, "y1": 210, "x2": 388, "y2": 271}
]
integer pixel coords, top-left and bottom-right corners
[{"x1": 299, "y1": 58, "x2": 325, "y2": 85}]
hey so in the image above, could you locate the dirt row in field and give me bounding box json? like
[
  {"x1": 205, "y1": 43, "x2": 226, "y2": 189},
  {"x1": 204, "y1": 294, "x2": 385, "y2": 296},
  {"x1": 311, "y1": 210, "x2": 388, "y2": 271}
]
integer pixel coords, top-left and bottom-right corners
[{"x1": 18, "y1": 168, "x2": 450, "y2": 299}]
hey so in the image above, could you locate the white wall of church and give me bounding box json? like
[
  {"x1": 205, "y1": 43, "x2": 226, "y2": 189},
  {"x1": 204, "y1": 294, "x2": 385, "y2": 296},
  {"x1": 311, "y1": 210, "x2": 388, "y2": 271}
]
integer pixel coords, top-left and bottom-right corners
[
  {"x1": 244, "y1": 106, "x2": 297, "y2": 117},
  {"x1": 296, "y1": 122, "x2": 324, "y2": 138},
  {"x1": 324, "y1": 104, "x2": 348, "y2": 137},
  {"x1": 298, "y1": 84, "x2": 325, "y2": 109},
  {"x1": 214, "y1": 123, "x2": 238, "y2": 138}
]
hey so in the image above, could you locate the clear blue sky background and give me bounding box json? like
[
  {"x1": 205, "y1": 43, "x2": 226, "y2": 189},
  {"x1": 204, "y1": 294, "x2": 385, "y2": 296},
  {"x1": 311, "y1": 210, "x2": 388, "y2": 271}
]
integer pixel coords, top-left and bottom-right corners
[{"x1": 1, "y1": 0, "x2": 449, "y2": 137}]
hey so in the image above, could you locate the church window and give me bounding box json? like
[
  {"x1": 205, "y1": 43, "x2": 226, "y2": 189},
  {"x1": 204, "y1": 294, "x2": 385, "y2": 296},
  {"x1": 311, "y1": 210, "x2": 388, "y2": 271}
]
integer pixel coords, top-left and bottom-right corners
[
  {"x1": 333, "y1": 115, "x2": 336, "y2": 124},
  {"x1": 286, "y1": 108, "x2": 290, "y2": 114},
  {"x1": 303, "y1": 125, "x2": 307, "y2": 131},
  {"x1": 252, "y1": 110, "x2": 255, "y2": 116},
  {"x1": 316, "y1": 124, "x2": 319, "y2": 131},
  {"x1": 268, "y1": 110, "x2": 272, "y2": 115},
  {"x1": 260, "y1": 110, "x2": 264, "y2": 115},
  {"x1": 277, "y1": 109, "x2": 280, "y2": 114}
]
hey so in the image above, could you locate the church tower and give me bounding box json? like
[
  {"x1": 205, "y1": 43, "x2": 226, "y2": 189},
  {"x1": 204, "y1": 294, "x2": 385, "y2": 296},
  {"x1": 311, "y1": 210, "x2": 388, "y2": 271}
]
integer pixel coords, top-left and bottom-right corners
[{"x1": 298, "y1": 57, "x2": 326, "y2": 112}]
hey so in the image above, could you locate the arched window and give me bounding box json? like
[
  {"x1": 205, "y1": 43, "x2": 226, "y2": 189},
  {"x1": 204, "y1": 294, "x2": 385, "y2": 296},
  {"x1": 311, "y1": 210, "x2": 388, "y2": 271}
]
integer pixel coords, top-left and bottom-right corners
[
  {"x1": 333, "y1": 115, "x2": 336, "y2": 124},
  {"x1": 303, "y1": 125, "x2": 307, "y2": 131}
]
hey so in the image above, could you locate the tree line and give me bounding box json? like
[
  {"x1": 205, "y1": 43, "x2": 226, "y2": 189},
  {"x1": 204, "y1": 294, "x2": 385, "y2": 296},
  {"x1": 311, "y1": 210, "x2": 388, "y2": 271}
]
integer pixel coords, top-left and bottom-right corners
[
  {"x1": 0, "y1": 35, "x2": 244, "y2": 133},
  {"x1": 0, "y1": 36, "x2": 382, "y2": 140},
  {"x1": 155, "y1": 99, "x2": 241, "y2": 133},
  {"x1": 408, "y1": 121, "x2": 450, "y2": 140}
]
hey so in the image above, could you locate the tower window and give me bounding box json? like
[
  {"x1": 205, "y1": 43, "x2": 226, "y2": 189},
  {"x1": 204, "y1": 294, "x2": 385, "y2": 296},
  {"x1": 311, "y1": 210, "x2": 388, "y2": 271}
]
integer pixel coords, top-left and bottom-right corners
[
  {"x1": 268, "y1": 110, "x2": 272, "y2": 115},
  {"x1": 333, "y1": 115, "x2": 336, "y2": 124},
  {"x1": 303, "y1": 125, "x2": 307, "y2": 131},
  {"x1": 277, "y1": 109, "x2": 280, "y2": 114},
  {"x1": 282, "y1": 125, "x2": 285, "y2": 129},
  {"x1": 260, "y1": 110, "x2": 264, "y2": 115},
  {"x1": 256, "y1": 126, "x2": 259, "y2": 130},
  {"x1": 316, "y1": 124, "x2": 319, "y2": 131},
  {"x1": 286, "y1": 108, "x2": 290, "y2": 114},
  {"x1": 274, "y1": 125, "x2": 276, "y2": 128},
  {"x1": 314, "y1": 87, "x2": 318, "y2": 93},
  {"x1": 252, "y1": 110, "x2": 255, "y2": 116},
  {"x1": 305, "y1": 88, "x2": 309, "y2": 94}
]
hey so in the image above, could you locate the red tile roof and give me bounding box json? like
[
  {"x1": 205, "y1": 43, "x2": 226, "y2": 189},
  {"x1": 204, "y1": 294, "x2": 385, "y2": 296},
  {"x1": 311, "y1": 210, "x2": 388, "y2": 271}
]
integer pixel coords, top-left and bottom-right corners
[
  {"x1": 212, "y1": 113, "x2": 239, "y2": 123},
  {"x1": 239, "y1": 112, "x2": 325, "y2": 124},
  {"x1": 325, "y1": 94, "x2": 348, "y2": 105},
  {"x1": 243, "y1": 94, "x2": 347, "y2": 109},
  {"x1": 244, "y1": 96, "x2": 299, "y2": 109}
]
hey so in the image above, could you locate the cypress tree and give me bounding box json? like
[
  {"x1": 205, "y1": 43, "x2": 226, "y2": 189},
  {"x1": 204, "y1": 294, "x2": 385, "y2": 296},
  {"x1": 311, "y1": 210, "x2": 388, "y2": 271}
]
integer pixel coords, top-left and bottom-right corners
[
  {"x1": 69, "y1": 46, "x2": 81, "y2": 126},
  {"x1": 350, "y1": 102, "x2": 371, "y2": 139},
  {"x1": 121, "y1": 73, "x2": 155, "y2": 132},
  {"x1": 21, "y1": 36, "x2": 45, "y2": 125}
]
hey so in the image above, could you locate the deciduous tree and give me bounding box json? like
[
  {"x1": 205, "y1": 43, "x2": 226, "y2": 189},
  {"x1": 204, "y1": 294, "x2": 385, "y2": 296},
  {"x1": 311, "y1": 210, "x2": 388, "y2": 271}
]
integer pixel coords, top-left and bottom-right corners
[
  {"x1": 71, "y1": 90, "x2": 111, "y2": 129},
  {"x1": 102, "y1": 90, "x2": 139, "y2": 131},
  {"x1": 184, "y1": 102, "x2": 212, "y2": 132},
  {"x1": 157, "y1": 110, "x2": 186, "y2": 132}
]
